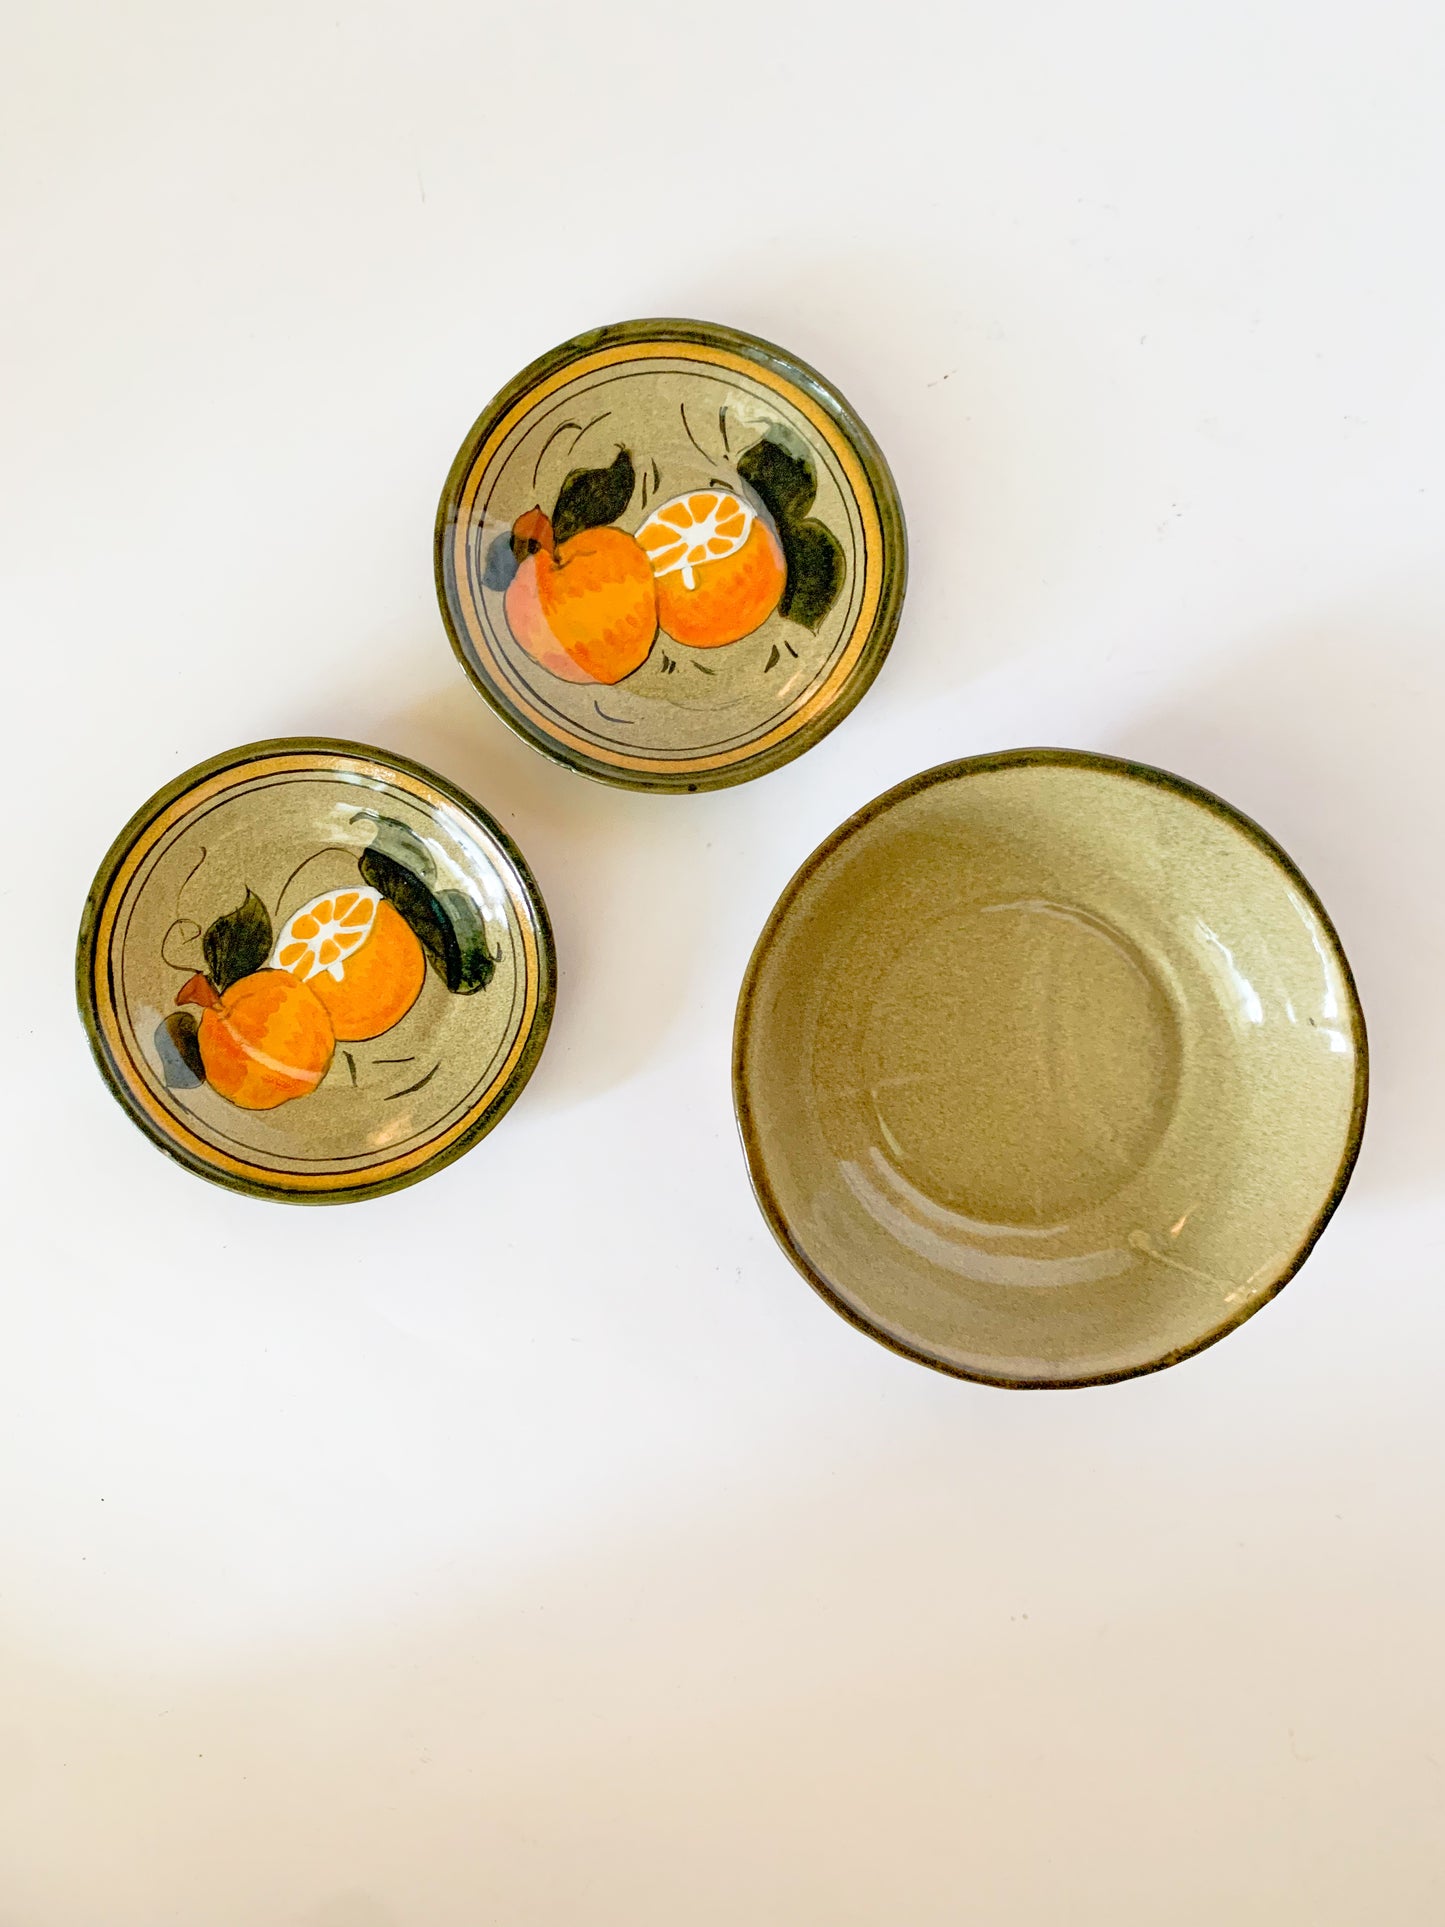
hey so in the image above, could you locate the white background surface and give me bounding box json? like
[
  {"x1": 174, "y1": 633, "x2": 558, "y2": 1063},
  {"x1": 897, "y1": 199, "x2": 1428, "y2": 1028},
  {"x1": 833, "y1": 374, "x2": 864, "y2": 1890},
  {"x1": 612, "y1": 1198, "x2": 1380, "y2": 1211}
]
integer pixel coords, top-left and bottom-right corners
[{"x1": 3, "y1": 2, "x2": 1443, "y2": 1921}]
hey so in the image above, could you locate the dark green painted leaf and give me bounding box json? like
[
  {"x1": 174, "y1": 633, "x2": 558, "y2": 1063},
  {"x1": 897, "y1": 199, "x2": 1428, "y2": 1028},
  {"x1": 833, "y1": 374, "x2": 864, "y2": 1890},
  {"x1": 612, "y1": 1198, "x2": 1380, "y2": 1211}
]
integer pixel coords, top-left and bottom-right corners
[
  {"x1": 736, "y1": 430, "x2": 818, "y2": 522},
  {"x1": 359, "y1": 850, "x2": 496, "y2": 995},
  {"x1": 357, "y1": 850, "x2": 448, "y2": 970},
  {"x1": 551, "y1": 448, "x2": 635, "y2": 546},
  {"x1": 357, "y1": 814, "x2": 496, "y2": 993},
  {"x1": 155, "y1": 1011, "x2": 205, "y2": 1089},
  {"x1": 776, "y1": 518, "x2": 846, "y2": 630},
  {"x1": 482, "y1": 529, "x2": 519, "y2": 591},
  {"x1": 437, "y1": 888, "x2": 496, "y2": 993},
  {"x1": 736, "y1": 430, "x2": 846, "y2": 632},
  {"x1": 353, "y1": 813, "x2": 436, "y2": 883},
  {"x1": 202, "y1": 889, "x2": 272, "y2": 992}
]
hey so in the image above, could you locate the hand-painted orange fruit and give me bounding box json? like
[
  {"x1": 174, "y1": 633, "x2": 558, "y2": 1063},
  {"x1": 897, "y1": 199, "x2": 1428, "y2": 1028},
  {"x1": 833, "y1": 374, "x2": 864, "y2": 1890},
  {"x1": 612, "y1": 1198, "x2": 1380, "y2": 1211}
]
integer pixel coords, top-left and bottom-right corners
[
  {"x1": 176, "y1": 969, "x2": 335, "y2": 1110},
  {"x1": 637, "y1": 490, "x2": 787, "y2": 648},
  {"x1": 504, "y1": 509, "x2": 657, "y2": 684},
  {"x1": 272, "y1": 886, "x2": 425, "y2": 1040}
]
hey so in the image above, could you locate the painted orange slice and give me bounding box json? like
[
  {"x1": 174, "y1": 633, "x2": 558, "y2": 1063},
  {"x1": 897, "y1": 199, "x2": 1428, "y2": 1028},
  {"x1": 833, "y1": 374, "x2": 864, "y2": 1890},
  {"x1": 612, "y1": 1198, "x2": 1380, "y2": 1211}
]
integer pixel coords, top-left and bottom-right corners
[
  {"x1": 272, "y1": 886, "x2": 426, "y2": 1041},
  {"x1": 636, "y1": 490, "x2": 786, "y2": 647}
]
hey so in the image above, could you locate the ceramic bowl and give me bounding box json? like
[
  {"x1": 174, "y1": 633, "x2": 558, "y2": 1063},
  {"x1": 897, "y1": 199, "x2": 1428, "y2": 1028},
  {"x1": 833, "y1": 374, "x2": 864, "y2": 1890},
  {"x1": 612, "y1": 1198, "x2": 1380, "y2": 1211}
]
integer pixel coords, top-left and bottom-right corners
[
  {"x1": 733, "y1": 750, "x2": 1367, "y2": 1387},
  {"x1": 435, "y1": 318, "x2": 906, "y2": 793},
  {"x1": 78, "y1": 739, "x2": 554, "y2": 1203}
]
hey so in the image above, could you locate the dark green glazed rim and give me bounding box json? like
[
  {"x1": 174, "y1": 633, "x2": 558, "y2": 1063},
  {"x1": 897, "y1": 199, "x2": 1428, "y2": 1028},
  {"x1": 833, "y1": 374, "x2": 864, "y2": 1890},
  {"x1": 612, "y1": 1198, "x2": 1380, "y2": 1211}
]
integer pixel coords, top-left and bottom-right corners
[
  {"x1": 435, "y1": 316, "x2": 908, "y2": 795},
  {"x1": 732, "y1": 747, "x2": 1370, "y2": 1389},
  {"x1": 77, "y1": 737, "x2": 556, "y2": 1206}
]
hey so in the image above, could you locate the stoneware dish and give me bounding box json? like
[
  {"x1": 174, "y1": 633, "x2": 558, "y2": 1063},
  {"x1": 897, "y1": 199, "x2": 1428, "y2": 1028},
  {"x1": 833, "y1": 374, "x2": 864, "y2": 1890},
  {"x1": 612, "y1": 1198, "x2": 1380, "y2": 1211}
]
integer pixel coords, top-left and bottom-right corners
[
  {"x1": 733, "y1": 749, "x2": 1368, "y2": 1387},
  {"x1": 435, "y1": 317, "x2": 907, "y2": 793},
  {"x1": 77, "y1": 739, "x2": 555, "y2": 1204}
]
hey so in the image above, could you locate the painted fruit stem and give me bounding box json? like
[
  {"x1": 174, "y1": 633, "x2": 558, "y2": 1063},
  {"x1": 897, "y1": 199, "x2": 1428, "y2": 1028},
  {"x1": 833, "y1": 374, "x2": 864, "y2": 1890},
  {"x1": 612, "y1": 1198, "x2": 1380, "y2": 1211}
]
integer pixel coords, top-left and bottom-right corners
[
  {"x1": 511, "y1": 507, "x2": 557, "y2": 562},
  {"x1": 176, "y1": 972, "x2": 220, "y2": 1010}
]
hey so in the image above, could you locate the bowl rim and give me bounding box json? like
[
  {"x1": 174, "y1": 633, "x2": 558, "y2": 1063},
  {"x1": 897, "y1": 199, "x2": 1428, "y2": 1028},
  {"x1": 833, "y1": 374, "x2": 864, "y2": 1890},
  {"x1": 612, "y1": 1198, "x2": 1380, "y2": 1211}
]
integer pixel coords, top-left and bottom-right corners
[
  {"x1": 76, "y1": 735, "x2": 557, "y2": 1205},
  {"x1": 434, "y1": 315, "x2": 908, "y2": 795},
  {"x1": 731, "y1": 746, "x2": 1370, "y2": 1389}
]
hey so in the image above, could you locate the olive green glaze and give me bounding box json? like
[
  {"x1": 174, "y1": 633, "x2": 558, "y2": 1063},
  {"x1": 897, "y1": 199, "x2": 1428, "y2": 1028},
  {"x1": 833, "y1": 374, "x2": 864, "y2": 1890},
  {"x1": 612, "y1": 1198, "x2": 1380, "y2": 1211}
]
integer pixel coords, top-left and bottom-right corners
[
  {"x1": 435, "y1": 318, "x2": 907, "y2": 794},
  {"x1": 77, "y1": 739, "x2": 555, "y2": 1204},
  {"x1": 733, "y1": 750, "x2": 1368, "y2": 1388}
]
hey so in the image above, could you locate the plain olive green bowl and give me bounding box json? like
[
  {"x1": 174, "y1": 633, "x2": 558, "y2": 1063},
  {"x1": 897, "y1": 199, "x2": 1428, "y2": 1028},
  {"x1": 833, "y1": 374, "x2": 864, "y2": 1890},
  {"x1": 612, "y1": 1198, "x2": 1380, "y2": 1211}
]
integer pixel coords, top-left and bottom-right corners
[{"x1": 733, "y1": 749, "x2": 1367, "y2": 1387}]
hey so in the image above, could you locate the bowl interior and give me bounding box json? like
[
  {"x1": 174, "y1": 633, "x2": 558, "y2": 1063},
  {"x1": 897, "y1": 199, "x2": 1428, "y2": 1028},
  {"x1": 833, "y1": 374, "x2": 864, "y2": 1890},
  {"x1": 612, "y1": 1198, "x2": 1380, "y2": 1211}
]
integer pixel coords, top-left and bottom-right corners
[{"x1": 736, "y1": 755, "x2": 1365, "y2": 1385}]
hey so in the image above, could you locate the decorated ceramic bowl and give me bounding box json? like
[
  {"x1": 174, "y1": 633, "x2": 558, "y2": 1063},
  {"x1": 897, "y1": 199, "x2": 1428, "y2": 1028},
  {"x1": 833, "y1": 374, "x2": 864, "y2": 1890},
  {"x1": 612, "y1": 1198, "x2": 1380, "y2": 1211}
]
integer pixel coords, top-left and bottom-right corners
[
  {"x1": 436, "y1": 318, "x2": 906, "y2": 793},
  {"x1": 734, "y1": 750, "x2": 1368, "y2": 1387},
  {"x1": 78, "y1": 739, "x2": 554, "y2": 1203}
]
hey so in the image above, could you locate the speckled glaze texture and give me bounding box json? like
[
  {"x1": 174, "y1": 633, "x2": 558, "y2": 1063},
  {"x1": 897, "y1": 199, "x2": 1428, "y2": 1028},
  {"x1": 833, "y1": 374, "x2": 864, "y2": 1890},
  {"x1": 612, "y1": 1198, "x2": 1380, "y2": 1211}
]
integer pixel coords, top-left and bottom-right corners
[
  {"x1": 733, "y1": 750, "x2": 1368, "y2": 1387},
  {"x1": 77, "y1": 740, "x2": 555, "y2": 1204},
  {"x1": 435, "y1": 318, "x2": 907, "y2": 793}
]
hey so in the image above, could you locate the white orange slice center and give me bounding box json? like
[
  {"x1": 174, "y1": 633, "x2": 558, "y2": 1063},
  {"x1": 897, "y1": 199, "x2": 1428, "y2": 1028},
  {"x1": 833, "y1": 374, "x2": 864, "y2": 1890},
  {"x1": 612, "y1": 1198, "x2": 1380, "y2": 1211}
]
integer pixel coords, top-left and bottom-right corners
[
  {"x1": 636, "y1": 490, "x2": 756, "y2": 591},
  {"x1": 273, "y1": 887, "x2": 382, "y2": 983}
]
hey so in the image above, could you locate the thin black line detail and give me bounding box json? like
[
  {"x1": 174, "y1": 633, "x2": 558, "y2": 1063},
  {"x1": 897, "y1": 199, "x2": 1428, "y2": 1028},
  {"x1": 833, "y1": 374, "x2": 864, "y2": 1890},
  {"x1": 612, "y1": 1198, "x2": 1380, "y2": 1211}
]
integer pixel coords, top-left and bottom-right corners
[
  {"x1": 680, "y1": 403, "x2": 711, "y2": 461},
  {"x1": 387, "y1": 1062, "x2": 441, "y2": 1101},
  {"x1": 274, "y1": 846, "x2": 336, "y2": 919},
  {"x1": 532, "y1": 420, "x2": 581, "y2": 488},
  {"x1": 175, "y1": 845, "x2": 208, "y2": 916},
  {"x1": 570, "y1": 411, "x2": 611, "y2": 448}
]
